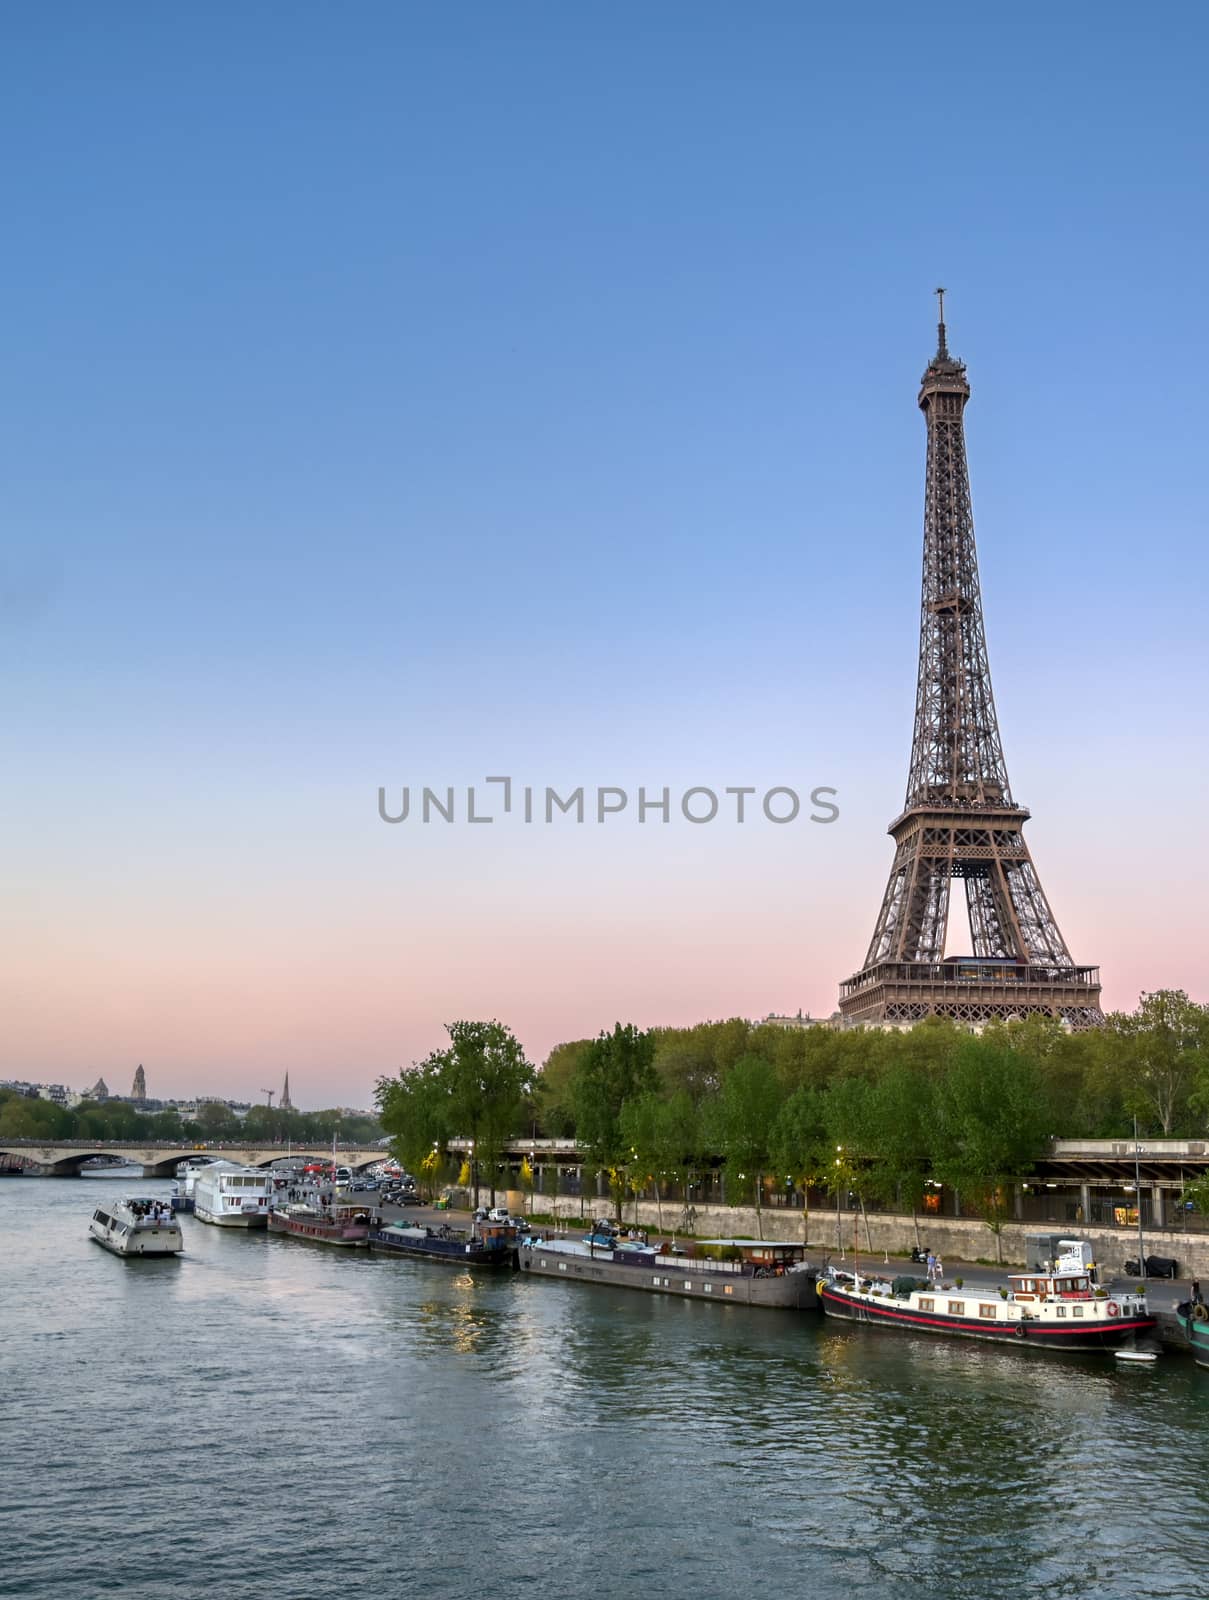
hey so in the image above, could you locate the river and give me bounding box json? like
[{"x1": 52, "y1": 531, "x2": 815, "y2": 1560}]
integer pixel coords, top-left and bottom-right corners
[{"x1": 2, "y1": 1174, "x2": 1208, "y2": 1599}]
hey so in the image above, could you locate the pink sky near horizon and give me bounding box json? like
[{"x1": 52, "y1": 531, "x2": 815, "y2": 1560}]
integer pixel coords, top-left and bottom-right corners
[{"x1": 4, "y1": 775, "x2": 1202, "y2": 1111}]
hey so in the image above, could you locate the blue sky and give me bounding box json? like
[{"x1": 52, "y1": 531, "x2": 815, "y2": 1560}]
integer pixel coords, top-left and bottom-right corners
[{"x1": 3, "y1": 7, "x2": 1206, "y2": 1103}]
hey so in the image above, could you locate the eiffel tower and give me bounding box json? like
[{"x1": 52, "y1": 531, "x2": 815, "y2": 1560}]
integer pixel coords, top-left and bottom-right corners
[{"x1": 839, "y1": 294, "x2": 1102, "y2": 1029}]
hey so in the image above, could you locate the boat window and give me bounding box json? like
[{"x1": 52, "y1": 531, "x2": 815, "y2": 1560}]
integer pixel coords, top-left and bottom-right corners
[
  {"x1": 979, "y1": 1304, "x2": 997, "y2": 1319},
  {"x1": 1072, "y1": 1306, "x2": 1084, "y2": 1318},
  {"x1": 948, "y1": 1301, "x2": 965, "y2": 1315},
  {"x1": 918, "y1": 1298, "x2": 934, "y2": 1312},
  {"x1": 1056, "y1": 1307, "x2": 1066, "y2": 1317}
]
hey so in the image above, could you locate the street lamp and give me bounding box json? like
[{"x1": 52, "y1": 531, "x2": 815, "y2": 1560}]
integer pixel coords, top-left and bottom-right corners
[{"x1": 835, "y1": 1145, "x2": 844, "y2": 1259}]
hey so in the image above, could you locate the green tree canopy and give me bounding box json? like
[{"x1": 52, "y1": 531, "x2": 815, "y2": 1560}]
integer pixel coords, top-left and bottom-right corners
[{"x1": 573, "y1": 1023, "x2": 657, "y2": 1216}]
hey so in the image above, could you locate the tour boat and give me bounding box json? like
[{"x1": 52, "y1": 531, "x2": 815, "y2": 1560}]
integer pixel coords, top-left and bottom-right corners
[
  {"x1": 268, "y1": 1201, "x2": 372, "y2": 1247},
  {"x1": 516, "y1": 1232, "x2": 819, "y2": 1309},
  {"x1": 818, "y1": 1248, "x2": 1155, "y2": 1352},
  {"x1": 1175, "y1": 1287, "x2": 1209, "y2": 1367},
  {"x1": 192, "y1": 1163, "x2": 272, "y2": 1228},
  {"x1": 89, "y1": 1197, "x2": 183, "y2": 1257},
  {"x1": 369, "y1": 1216, "x2": 517, "y2": 1266}
]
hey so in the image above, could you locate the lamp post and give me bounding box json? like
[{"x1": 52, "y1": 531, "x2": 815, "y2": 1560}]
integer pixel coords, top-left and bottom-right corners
[
  {"x1": 1133, "y1": 1117, "x2": 1147, "y2": 1280},
  {"x1": 835, "y1": 1146, "x2": 844, "y2": 1259}
]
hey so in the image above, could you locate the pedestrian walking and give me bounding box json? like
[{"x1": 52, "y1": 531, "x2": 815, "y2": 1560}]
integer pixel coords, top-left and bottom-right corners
[
  {"x1": 934, "y1": 1255, "x2": 944, "y2": 1286},
  {"x1": 925, "y1": 1250, "x2": 936, "y2": 1284}
]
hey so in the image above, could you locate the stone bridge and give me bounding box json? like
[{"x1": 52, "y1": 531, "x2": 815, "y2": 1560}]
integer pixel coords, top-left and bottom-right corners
[{"x1": 0, "y1": 1140, "x2": 388, "y2": 1178}]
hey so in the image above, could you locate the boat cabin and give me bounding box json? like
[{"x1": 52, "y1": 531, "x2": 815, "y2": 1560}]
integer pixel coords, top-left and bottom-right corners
[
  {"x1": 695, "y1": 1240, "x2": 809, "y2": 1277},
  {"x1": 1008, "y1": 1268, "x2": 1095, "y2": 1304}
]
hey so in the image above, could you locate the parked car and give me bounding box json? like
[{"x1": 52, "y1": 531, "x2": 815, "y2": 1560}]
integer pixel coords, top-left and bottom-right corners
[{"x1": 487, "y1": 1207, "x2": 513, "y2": 1223}]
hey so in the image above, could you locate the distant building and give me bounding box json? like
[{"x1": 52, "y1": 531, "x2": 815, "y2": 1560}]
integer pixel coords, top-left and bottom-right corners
[
  {"x1": 761, "y1": 1011, "x2": 820, "y2": 1030},
  {"x1": 130, "y1": 1064, "x2": 147, "y2": 1101},
  {"x1": 280, "y1": 1072, "x2": 293, "y2": 1111},
  {"x1": 85, "y1": 1077, "x2": 110, "y2": 1101}
]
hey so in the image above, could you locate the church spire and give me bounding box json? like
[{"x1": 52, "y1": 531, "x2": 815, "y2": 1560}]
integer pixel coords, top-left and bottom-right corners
[{"x1": 279, "y1": 1071, "x2": 292, "y2": 1111}]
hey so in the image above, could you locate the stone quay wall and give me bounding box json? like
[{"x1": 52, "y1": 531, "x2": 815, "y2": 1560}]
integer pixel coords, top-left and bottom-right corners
[{"x1": 502, "y1": 1192, "x2": 1208, "y2": 1279}]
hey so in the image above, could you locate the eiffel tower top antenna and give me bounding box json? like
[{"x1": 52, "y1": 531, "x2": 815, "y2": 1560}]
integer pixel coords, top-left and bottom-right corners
[{"x1": 935, "y1": 286, "x2": 948, "y2": 358}]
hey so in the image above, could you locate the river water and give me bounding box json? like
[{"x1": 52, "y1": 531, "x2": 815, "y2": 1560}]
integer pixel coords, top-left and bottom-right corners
[{"x1": 3, "y1": 1174, "x2": 1209, "y2": 1600}]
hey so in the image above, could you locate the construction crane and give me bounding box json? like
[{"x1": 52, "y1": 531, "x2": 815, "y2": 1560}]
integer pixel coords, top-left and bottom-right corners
[{"x1": 261, "y1": 1089, "x2": 276, "y2": 1110}]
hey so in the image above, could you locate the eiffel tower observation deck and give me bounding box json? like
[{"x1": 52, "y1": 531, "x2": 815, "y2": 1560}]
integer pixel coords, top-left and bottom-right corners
[{"x1": 839, "y1": 295, "x2": 1102, "y2": 1029}]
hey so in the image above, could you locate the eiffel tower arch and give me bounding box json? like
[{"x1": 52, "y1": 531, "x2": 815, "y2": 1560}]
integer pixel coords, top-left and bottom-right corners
[{"x1": 838, "y1": 295, "x2": 1102, "y2": 1029}]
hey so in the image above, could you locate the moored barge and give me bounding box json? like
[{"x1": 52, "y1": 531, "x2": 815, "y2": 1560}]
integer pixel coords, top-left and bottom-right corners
[
  {"x1": 269, "y1": 1201, "x2": 372, "y2": 1247},
  {"x1": 516, "y1": 1234, "x2": 818, "y2": 1309},
  {"x1": 819, "y1": 1250, "x2": 1155, "y2": 1352},
  {"x1": 369, "y1": 1217, "x2": 517, "y2": 1266}
]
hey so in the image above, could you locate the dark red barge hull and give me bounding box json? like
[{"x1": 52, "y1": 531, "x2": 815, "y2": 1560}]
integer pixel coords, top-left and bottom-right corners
[{"x1": 818, "y1": 1283, "x2": 1156, "y2": 1351}]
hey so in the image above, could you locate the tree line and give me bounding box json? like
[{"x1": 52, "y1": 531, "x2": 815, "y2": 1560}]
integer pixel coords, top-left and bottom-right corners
[
  {"x1": 375, "y1": 991, "x2": 1209, "y2": 1237},
  {"x1": 0, "y1": 1090, "x2": 384, "y2": 1148}
]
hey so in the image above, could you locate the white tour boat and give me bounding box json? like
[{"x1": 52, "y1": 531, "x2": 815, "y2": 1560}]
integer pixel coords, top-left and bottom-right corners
[
  {"x1": 818, "y1": 1244, "x2": 1156, "y2": 1353},
  {"x1": 89, "y1": 1197, "x2": 183, "y2": 1257},
  {"x1": 192, "y1": 1163, "x2": 273, "y2": 1227}
]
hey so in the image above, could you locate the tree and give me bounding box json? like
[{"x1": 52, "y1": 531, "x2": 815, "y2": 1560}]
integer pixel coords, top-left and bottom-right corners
[
  {"x1": 1107, "y1": 989, "x2": 1209, "y2": 1135},
  {"x1": 377, "y1": 1021, "x2": 533, "y2": 1206},
  {"x1": 824, "y1": 1074, "x2": 882, "y2": 1253},
  {"x1": 770, "y1": 1085, "x2": 827, "y2": 1244},
  {"x1": 444, "y1": 1021, "x2": 534, "y2": 1204},
  {"x1": 0, "y1": 1095, "x2": 72, "y2": 1139},
  {"x1": 536, "y1": 1039, "x2": 593, "y2": 1136},
  {"x1": 930, "y1": 1040, "x2": 1051, "y2": 1261},
  {"x1": 853, "y1": 1065, "x2": 935, "y2": 1249},
  {"x1": 710, "y1": 1053, "x2": 781, "y2": 1237},
  {"x1": 619, "y1": 1089, "x2": 699, "y2": 1232},
  {"x1": 194, "y1": 1101, "x2": 241, "y2": 1140},
  {"x1": 376, "y1": 1057, "x2": 451, "y2": 1180},
  {"x1": 573, "y1": 1023, "x2": 657, "y2": 1219}
]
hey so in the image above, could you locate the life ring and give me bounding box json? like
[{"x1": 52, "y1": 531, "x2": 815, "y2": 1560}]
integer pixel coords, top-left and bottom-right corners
[
  {"x1": 1013, "y1": 1323, "x2": 1025, "y2": 1338},
  {"x1": 1192, "y1": 1303, "x2": 1208, "y2": 1323},
  {"x1": 1107, "y1": 1301, "x2": 1119, "y2": 1317}
]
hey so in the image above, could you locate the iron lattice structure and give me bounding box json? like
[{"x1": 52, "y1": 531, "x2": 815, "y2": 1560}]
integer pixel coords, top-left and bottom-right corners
[{"x1": 839, "y1": 296, "x2": 1101, "y2": 1029}]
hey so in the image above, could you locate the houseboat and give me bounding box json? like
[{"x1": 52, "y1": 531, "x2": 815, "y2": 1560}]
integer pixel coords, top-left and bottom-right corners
[
  {"x1": 268, "y1": 1201, "x2": 372, "y2": 1247},
  {"x1": 192, "y1": 1163, "x2": 272, "y2": 1228},
  {"x1": 818, "y1": 1247, "x2": 1155, "y2": 1352},
  {"x1": 516, "y1": 1233, "x2": 819, "y2": 1309},
  {"x1": 89, "y1": 1198, "x2": 183, "y2": 1257},
  {"x1": 369, "y1": 1216, "x2": 517, "y2": 1266}
]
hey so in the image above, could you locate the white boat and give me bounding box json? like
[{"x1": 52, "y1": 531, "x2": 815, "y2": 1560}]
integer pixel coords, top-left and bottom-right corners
[
  {"x1": 89, "y1": 1197, "x2": 183, "y2": 1257},
  {"x1": 193, "y1": 1163, "x2": 272, "y2": 1227},
  {"x1": 818, "y1": 1244, "x2": 1155, "y2": 1353}
]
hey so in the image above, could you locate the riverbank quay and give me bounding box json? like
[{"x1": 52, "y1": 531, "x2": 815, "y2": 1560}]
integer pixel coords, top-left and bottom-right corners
[{"x1": 502, "y1": 1192, "x2": 1209, "y2": 1281}]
